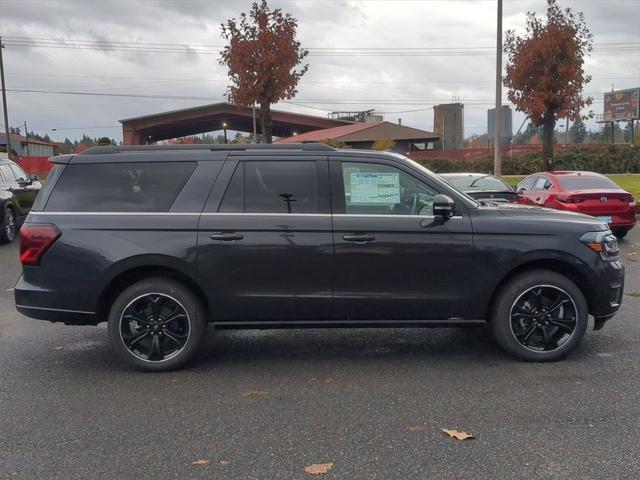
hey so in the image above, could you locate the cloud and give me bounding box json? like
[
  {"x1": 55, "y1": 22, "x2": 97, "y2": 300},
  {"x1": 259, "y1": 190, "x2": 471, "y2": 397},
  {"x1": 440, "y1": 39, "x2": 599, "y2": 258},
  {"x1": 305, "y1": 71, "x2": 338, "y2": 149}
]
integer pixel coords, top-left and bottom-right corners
[{"x1": 0, "y1": 0, "x2": 638, "y2": 141}]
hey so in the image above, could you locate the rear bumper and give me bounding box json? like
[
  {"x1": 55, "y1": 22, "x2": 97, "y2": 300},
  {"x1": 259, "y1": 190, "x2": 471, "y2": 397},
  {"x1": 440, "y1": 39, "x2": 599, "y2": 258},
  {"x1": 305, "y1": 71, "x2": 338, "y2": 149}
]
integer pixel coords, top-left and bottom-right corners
[{"x1": 14, "y1": 275, "x2": 99, "y2": 325}]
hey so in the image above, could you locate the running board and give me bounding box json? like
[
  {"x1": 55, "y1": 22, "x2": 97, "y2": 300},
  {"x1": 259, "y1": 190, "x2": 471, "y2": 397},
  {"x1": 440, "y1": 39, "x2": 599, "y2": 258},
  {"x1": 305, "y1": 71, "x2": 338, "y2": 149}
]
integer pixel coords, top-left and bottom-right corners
[{"x1": 212, "y1": 319, "x2": 486, "y2": 329}]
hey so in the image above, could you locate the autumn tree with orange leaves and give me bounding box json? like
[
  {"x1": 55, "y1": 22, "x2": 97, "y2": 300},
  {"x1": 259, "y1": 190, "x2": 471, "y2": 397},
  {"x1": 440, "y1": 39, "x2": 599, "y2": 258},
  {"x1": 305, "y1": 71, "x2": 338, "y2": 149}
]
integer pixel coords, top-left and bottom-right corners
[
  {"x1": 220, "y1": 1, "x2": 308, "y2": 143},
  {"x1": 504, "y1": 0, "x2": 593, "y2": 170}
]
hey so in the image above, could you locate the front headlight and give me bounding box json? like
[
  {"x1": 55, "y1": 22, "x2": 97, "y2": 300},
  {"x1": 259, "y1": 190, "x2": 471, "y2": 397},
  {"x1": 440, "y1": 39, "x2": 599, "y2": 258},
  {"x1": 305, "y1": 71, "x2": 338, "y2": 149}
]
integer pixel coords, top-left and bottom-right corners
[{"x1": 580, "y1": 231, "x2": 619, "y2": 261}]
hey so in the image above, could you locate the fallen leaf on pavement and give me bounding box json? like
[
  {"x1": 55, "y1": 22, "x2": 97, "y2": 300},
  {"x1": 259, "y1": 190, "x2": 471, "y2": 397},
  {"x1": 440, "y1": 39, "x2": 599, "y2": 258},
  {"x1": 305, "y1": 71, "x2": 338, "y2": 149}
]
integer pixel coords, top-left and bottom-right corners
[
  {"x1": 241, "y1": 390, "x2": 269, "y2": 398},
  {"x1": 408, "y1": 426, "x2": 426, "y2": 432},
  {"x1": 305, "y1": 463, "x2": 333, "y2": 475},
  {"x1": 219, "y1": 460, "x2": 230, "y2": 465},
  {"x1": 324, "y1": 378, "x2": 334, "y2": 384},
  {"x1": 628, "y1": 252, "x2": 637, "y2": 256},
  {"x1": 51, "y1": 346, "x2": 64, "y2": 351},
  {"x1": 170, "y1": 378, "x2": 179, "y2": 384},
  {"x1": 192, "y1": 459, "x2": 210, "y2": 465},
  {"x1": 442, "y1": 428, "x2": 474, "y2": 440}
]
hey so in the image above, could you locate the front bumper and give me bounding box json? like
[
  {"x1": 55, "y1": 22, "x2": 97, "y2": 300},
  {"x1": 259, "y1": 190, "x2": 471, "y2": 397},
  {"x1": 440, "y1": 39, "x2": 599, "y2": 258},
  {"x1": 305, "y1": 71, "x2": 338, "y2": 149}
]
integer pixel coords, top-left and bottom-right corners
[{"x1": 589, "y1": 259, "x2": 624, "y2": 330}]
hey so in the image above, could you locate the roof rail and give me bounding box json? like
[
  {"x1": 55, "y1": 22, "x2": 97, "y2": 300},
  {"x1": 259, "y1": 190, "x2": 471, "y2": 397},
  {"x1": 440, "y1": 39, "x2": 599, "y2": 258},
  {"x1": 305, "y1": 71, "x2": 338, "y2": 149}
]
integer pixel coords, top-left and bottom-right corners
[{"x1": 79, "y1": 143, "x2": 336, "y2": 155}]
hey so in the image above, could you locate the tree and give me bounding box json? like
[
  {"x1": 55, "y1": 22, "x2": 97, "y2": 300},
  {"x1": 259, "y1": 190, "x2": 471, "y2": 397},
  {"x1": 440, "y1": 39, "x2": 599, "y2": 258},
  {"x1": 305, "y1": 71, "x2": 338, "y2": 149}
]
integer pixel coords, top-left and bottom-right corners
[
  {"x1": 97, "y1": 136, "x2": 112, "y2": 146},
  {"x1": 220, "y1": 0, "x2": 308, "y2": 143},
  {"x1": 569, "y1": 119, "x2": 587, "y2": 143},
  {"x1": 504, "y1": 0, "x2": 593, "y2": 170}
]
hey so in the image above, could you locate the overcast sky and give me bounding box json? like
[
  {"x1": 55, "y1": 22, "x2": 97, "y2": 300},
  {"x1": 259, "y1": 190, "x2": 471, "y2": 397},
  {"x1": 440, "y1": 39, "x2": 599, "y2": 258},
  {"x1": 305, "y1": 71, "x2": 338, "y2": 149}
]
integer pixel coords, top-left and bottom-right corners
[{"x1": 0, "y1": 0, "x2": 638, "y2": 143}]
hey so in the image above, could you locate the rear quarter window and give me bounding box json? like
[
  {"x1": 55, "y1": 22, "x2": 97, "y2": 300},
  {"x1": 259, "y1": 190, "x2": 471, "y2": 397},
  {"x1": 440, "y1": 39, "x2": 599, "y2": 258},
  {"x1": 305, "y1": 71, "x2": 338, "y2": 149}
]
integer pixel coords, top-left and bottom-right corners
[{"x1": 45, "y1": 162, "x2": 197, "y2": 212}]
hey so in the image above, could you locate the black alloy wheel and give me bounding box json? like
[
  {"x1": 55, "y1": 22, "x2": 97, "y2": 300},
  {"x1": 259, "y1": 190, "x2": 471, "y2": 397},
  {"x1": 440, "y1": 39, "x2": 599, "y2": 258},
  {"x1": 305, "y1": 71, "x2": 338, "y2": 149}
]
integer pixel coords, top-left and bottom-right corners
[
  {"x1": 510, "y1": 285, "x2": 577, "y2": 352},
  {"x1": 491, "y1": 270, "x2": 588, "y2": 362},
  {"x1": 108, "y1": 277, "x2": 207, "y2": 371},
  {"x1": 119, "y1": 293, "x2": 191, "y2": 362}
]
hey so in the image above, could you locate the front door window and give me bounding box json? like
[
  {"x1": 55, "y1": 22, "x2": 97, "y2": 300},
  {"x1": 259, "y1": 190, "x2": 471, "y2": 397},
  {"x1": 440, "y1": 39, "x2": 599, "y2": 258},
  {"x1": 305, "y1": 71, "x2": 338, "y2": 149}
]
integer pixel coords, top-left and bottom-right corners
[{"x1": 341, "y1": 162, "x2": 437, "y2": 215}]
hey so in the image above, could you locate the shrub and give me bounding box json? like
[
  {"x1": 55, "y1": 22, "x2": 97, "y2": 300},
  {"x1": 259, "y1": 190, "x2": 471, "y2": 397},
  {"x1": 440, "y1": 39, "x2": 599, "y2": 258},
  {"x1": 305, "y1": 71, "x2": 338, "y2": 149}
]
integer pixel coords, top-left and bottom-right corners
[{"x1": 413, "y1": 145, "x2": 640, "y2": 175}]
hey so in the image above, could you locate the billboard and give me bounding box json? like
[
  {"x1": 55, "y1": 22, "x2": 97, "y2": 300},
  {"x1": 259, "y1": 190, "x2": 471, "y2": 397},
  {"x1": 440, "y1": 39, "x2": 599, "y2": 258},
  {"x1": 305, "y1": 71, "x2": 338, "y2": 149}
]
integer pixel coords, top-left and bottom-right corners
[{"x1": 603, "y1": 88, "x2": 640, "y2": 121}]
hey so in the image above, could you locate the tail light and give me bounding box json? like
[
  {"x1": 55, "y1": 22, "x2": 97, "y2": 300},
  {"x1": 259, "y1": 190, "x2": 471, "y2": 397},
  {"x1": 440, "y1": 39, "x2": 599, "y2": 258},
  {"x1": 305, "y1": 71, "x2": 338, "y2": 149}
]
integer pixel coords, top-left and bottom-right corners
[
  {"x1": 622, "y1": 194, "x2": 635, "y2": 203},
  {"x1": 557, "y1": 195, "x2": 585, "y2": 204},
  {"x1": 19, "y1": 224, "x2": 61, "y2": 266}
]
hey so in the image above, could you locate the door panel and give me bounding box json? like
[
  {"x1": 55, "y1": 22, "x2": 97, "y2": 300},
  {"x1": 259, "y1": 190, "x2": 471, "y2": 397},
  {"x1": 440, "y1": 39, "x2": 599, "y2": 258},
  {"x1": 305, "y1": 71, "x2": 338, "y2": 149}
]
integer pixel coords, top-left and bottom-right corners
[
  {"x1": 197, "y1": 157, "x2": 333, "y2": 322},
  {"x1": 330, "y1": 158, "x2": 474, "y2": 320}
]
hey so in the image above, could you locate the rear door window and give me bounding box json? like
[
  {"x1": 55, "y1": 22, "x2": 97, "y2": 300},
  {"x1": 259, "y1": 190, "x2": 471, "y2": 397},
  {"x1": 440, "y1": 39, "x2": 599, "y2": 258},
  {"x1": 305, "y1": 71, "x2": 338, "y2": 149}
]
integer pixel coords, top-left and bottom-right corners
[
  {"x1": 218, "y1": 161, "x2": 325, "y2": 214},
  {"x1": 45, "y1": 162, "x2": 196, "y2": 212},
  {"x1": 533, "y1": 177, "x2": 552, "y2": 191}
]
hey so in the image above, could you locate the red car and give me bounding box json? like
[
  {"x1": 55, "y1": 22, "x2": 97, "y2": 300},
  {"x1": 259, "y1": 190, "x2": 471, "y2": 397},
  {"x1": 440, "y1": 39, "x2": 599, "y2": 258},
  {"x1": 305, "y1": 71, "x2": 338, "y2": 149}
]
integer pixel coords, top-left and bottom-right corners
[{"x1": 516, "y1": 171, "x2": 636, "y2": 239}]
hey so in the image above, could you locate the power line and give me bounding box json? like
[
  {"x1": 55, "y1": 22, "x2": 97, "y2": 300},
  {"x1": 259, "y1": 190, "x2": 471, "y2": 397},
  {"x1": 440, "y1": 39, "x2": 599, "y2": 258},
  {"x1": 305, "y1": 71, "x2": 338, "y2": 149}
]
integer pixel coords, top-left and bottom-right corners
[{"x1": 2, "y1": 36, "x2": 637, "y2": 56}]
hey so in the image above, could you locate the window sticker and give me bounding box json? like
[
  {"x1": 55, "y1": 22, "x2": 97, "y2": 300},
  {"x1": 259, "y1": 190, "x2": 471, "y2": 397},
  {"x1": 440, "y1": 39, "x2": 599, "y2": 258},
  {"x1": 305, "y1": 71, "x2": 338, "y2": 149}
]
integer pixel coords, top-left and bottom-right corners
[{"x1": 349, "y1": 172, "x2": 400, "y2": 204}]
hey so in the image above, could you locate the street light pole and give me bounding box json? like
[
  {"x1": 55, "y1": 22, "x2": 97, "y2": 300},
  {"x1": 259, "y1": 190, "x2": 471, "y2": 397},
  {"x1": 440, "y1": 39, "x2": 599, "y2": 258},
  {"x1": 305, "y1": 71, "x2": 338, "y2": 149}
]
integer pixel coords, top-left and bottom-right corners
[
  {"x1": 0, "y1": 36, "x2": 12, "y2": 160},
  {"x1": 493, "y1": 0, "x2": 503, "y2": 176},
  {"x1": 222, "y1": 122, "x2": 228, "y2": 144}
]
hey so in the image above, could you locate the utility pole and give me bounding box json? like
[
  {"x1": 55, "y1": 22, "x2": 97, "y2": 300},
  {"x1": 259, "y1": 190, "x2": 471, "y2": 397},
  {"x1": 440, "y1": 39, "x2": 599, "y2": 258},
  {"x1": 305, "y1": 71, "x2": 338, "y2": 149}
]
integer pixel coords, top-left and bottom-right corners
[
  {"x1": 24, "y1": 121, "x2": 30, "y2": 156},
  {"x1": 0, "y1": 36, "x2": 12, "y2": 160},
  {"x1": 493, "y1": 0, "x2": 503, "y2": 176}
]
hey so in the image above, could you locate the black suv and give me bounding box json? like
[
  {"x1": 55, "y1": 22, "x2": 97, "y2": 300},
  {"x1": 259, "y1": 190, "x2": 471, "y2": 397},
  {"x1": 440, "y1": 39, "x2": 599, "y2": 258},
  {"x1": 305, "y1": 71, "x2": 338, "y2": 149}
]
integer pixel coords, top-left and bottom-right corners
[
  {"x1": 15, "y1": 145, "x2": 624, "y2": 370},
  {"x1": 1, "y1": 159, "x2": 41, "y2": 244}
]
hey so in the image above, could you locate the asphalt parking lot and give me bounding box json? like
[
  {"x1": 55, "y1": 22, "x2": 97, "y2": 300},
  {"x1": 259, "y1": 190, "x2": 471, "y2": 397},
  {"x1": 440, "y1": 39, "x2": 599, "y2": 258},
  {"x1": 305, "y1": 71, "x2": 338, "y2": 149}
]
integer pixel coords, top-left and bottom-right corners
[{"x1": 1, "y1": 230, "x2": 639, "y2": 480}]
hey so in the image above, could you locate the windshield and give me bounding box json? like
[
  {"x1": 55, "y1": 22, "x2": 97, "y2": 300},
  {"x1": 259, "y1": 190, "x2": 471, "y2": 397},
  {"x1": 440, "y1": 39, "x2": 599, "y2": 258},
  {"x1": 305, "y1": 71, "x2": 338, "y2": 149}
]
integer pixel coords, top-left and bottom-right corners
[
  {"x1": 558, "y1": 175, "x2": 618, "y2": 190},
  {"x1": 387, "y1": 153, "x2": 480, "y2": 207},
  {"x1": 444, "y1": 175, "x2": 511, "y2": 191}
]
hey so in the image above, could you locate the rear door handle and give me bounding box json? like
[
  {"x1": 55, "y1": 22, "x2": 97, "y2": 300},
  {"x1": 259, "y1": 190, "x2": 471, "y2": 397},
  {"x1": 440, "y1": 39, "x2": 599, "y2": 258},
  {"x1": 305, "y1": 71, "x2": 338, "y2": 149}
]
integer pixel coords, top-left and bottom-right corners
[
  {"x1": 343, "y1": 234, "x2": 375, "y2": 243},
  {"x1": 210, "y1": 233, "x2": 243, "y2": 241}
]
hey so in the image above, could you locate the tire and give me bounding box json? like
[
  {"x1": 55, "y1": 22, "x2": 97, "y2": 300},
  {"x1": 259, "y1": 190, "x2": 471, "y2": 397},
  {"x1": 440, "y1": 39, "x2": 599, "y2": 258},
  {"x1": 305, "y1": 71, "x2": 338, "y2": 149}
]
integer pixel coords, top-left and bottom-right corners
[
  {"x1": 107, "y1": 277, "x2": 207, "y2": 371},
  {"x1": 612, "y1": 228, "x2": 629, "y2": 240},
  {"x1": 0, "y1": 206, "x2": 17, "y2": 245},
  {"x1": 490, "y1": 270, "x2": 588, "y2": 362}
]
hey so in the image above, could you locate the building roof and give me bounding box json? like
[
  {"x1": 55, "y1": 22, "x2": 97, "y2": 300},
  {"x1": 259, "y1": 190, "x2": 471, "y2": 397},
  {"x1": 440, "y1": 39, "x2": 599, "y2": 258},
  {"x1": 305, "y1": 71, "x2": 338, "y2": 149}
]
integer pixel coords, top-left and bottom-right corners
[
  {"x1": 276, "y1": 121, "x2": 439, "y2": 144},
  {"x1": 0, "y1": 133, "x2": 56, "y2": 147},
  {"x1": 119, "y1": 102, "x2": 353, "y2": 144}
]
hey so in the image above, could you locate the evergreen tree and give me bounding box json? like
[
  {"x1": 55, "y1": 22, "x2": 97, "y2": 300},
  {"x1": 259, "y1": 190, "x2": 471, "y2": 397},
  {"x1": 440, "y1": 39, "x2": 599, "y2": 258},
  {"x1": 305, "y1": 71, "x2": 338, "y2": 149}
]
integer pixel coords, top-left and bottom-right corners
[{"x1": 569, "y1": 119, "x2": 587, "y2": 143}]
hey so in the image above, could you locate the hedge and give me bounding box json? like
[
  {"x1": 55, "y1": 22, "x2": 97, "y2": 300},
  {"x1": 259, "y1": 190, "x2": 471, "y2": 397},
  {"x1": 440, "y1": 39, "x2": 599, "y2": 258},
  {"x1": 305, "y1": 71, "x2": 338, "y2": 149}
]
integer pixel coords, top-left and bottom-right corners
[{"x1": 413, "y1": 145, "x2": 640, "y2": 175}]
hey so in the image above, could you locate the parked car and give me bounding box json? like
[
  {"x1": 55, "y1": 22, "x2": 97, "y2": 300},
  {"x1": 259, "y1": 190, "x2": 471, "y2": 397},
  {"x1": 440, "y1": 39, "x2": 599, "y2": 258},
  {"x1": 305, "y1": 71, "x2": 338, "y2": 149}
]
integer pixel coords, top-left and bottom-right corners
[
  {"x1": 0, "y1": 159, "x2": 41, "y2": 244},
  {"x1": 440, "y1": 173, "x2": 519, "y2": 203},
  {"x1": 516, "y1": 171, "x2": 636, "y2": 239},
  {"x1": 15, "y1": 145, "x2": 624, "y2": 370}
]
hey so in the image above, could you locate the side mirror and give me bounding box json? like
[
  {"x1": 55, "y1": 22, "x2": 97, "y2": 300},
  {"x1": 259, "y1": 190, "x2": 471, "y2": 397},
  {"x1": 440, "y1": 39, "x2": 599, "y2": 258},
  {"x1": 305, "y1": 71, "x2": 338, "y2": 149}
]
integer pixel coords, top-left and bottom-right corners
[
  {"x1": 29, "y1": 174, "x2": 39, "y2": 182},
  {"x1": 433, "y1": 194, "x2": 455, "y2": 218}
]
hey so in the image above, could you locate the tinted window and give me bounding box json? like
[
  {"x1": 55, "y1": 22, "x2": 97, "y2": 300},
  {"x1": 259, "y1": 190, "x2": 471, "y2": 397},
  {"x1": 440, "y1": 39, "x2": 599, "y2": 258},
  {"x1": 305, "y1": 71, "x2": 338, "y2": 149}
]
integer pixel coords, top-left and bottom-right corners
[
  {"x1": 218, "y1": 163, "x2": 244, "y2": 213},
  {"x1": 444, "y1": 175, "x2": 511, "y2": 191},
  {"x1": 342, "y1": 162, "x2": 437, "y2": 215},
  {"x1": 0, "y1": 165, "x2": 15, "y2": 182},
  {"x1": 558, "y1": 175, "x2": 618, "y2": 190},
  {"x1": 10, "y1": 164, "x2": 28, "y2": 182},
  {"x1": 45, "y1": 162, "x2": 196, "y2": 212},
  {"x1": 219, "y1": 161, "x2": 320, "y2": 214}
]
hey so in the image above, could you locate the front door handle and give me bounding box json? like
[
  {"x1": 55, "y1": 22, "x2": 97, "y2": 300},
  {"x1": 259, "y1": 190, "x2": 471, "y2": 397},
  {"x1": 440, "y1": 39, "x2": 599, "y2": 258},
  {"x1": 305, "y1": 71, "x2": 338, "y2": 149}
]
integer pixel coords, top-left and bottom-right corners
[
  {"x1": 343, "y1": 234, "x2": 375, "y2": 243},
  {"x1": 210, "y1": 233, "x2": 243, "y2": 241}
]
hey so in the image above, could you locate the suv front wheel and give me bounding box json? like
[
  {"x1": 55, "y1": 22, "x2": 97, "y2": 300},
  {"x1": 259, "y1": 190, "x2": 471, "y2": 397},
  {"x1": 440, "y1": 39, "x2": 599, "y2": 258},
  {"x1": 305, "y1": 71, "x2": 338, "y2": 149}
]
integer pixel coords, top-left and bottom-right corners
[
  {"x1": 491, "y1": 270, "x2": 588, "y2": 361},
  {"x1": 107, "y1": 277, "x2": 207, "y2": 371}
]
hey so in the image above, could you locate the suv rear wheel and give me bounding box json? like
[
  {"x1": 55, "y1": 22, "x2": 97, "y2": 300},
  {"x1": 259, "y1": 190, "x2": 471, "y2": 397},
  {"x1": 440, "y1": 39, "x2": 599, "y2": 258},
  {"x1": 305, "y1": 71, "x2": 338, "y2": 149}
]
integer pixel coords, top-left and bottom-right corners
[
  {"x1": 107, "y1": 277, "x2": 207, "y2": 371},
  {"x1": 491, "y1": 270, "x2": 588, "y2": 361}
]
